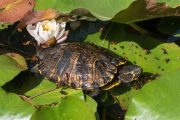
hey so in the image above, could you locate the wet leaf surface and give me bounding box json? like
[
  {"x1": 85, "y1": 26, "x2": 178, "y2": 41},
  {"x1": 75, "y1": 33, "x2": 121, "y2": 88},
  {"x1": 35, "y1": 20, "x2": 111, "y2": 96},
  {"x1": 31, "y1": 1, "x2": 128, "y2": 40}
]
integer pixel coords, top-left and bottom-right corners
[
  {"x1": 35, "y1": 0, "x2": 134, "y2": 21},
  {"x1": 125, "y1": 69, "x2": 180, "y2": 120},
  {"x1": 35, "y1": 0, "x2": 180, "y2": 23},
  {"x1": 30, "y1": 93, "x2": 98, "y2": 120},
  {"x1": 0, "y1": 54, "x2": 27, "y2": 86},
  {"x1": 0, "y1": 88, "x2": 35, "y2": 120}
]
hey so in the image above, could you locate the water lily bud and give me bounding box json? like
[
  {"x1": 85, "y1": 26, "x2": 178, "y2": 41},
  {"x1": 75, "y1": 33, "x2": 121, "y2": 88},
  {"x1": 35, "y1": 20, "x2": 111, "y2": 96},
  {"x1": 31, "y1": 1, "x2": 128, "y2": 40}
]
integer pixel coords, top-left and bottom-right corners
[{"x1": 26, "y1": 19, "x2": 68, "y2": 46}]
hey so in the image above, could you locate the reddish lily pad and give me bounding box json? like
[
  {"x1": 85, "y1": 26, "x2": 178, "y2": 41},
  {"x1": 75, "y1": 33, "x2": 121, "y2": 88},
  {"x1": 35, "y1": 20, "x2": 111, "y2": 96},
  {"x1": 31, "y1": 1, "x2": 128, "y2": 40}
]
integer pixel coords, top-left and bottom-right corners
[
  {"x1": 0, "y1": 0, "x2": 35, "y2": 23},
  {"x1": 17, "y1": 8, "x2": 60, "y2": 29}
]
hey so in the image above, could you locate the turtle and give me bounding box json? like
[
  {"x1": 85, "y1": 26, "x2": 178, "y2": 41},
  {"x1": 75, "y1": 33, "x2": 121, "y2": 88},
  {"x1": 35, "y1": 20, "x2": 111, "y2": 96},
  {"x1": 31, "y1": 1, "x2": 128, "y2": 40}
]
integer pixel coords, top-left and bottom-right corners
[{"x1": 32, "y1": 42, "x2": 142, "y2": 92}]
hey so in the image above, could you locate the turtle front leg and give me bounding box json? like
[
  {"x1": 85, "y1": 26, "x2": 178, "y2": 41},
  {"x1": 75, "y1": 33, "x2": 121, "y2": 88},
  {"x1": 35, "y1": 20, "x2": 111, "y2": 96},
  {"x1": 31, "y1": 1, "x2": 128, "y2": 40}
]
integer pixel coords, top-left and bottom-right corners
[{"x1": 83, "y1": 88, "x2": 102, "y2": 100}]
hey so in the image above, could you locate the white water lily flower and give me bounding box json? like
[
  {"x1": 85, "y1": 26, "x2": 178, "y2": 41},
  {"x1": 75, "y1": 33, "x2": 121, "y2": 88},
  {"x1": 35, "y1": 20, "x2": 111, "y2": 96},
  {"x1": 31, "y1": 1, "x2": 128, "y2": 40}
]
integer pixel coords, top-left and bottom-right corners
[{"x1": 26, "y1": 19, "x2": 68, "y2": 45}]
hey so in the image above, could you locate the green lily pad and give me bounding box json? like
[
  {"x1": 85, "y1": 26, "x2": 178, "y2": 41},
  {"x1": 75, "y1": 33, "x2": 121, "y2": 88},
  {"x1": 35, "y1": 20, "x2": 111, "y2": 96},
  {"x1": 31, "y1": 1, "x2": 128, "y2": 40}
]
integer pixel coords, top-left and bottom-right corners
[
  {"x1": 157, "y1": 0, "x2": 180, "y2": 8},
  {"x1": 30, "y1": 87, "x2": 82, "y2": 106},
  {"x1": 174, "y1": 33, "x2": 180, "y2": 37},
  {"x1": 25, "y1": 79, "x2": 57, "y2": 97},
  {"x1": 0, "y1": 54, "x2": 27, "y2": 86},
  {"x1": 35, "y1": 0, "x2": 180, "y2": 23},
  {"x1": 35, "y1": 0, "x2": 134, "y2": 20},
  {"x1": 125, "y1": 69, "x2": 180, "y2": 120},
  {"x1": 30, "y1": 93, "x2": 98, "y2": 120},
  {"x1": 23, "y1": 78, "x2": 61, "y2": 105},
  {"x1": 110, "y1": 85, "x2": 140, "y2": 110},
  {"x1": 6, "y1": 53, "x2": 27, "y2": 69},
  {"x1": 0, "y1": 22, "x2": 10, "y2": 30},
  {"x1": 112, "y1": 0, "x2": 180, "y2": 23},
  {"x1": 0, "y1": 88, "x2": 35, "y2": 120},
  {"x1": 34, "y1": 0, "x2": 135, "y2": 20},
  {"x1": 24, "y1": 76, "x2": 83, "y2": 106}
]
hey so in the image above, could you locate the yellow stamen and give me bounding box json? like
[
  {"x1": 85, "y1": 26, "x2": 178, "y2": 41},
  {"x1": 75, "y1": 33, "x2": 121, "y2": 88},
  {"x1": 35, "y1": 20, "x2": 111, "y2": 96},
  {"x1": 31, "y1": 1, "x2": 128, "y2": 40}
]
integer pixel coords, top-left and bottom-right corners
[{"x1": 42, "y1": 22, "x2": 51, "y2": 31}]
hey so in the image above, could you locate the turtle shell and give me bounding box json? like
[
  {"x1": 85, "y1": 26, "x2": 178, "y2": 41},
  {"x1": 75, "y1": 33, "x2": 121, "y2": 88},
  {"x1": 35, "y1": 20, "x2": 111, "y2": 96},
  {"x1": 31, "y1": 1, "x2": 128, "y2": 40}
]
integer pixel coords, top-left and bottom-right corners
[{"x1": 33, "y1": 42, "x2": 127, "y2": 90}]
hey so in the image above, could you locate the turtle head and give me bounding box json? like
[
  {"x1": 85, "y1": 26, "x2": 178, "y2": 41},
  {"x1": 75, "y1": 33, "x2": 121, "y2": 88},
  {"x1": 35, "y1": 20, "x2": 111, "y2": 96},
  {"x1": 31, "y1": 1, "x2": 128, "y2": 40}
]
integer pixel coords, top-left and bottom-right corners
[{"x1": 118, "y1": 65, "x2": 142, "y2": 83}]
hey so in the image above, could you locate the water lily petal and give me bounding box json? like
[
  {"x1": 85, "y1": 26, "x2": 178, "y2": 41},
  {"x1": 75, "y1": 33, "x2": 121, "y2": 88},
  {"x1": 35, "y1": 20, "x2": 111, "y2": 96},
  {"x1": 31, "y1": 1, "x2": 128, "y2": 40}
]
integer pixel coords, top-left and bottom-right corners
[
  {"x1": 56, "y1": 29, "x2": 65, "y2": 40},
  {"x1": 54, "y1": 23, "x2": 60, "y2": 37},
  {"x1": 57, "y1": 31, "x2": 69, "y2": 43},
  {"x1": 50, "y1": 19, "x2": 57, "y2": 29},
  {"x1": 55, "y1": 22, "x2": 66, "y2": 40},
  {"x1": 60, "y1": 22, "x2": 66, "y2": 29},
  {"x1": 57, "y1": 36, "x2": 68, "y2": 43},
  {"x1": 26, "y1": 24, "x2": 38, "y2": 38},
  {"x1": 27, "y1": 23, "x2": 44, "y2": 44},
  {"x1": 39, "y1": 24, "x2": 50, "y2": 41}
]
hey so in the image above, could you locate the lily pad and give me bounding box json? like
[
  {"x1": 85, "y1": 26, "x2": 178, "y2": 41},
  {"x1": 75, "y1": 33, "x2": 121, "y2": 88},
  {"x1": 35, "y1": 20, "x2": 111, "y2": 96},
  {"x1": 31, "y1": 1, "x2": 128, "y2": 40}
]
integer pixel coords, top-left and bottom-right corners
[
  {"x1": 23, "y1": 76, "x2": 83, "y2": 106},
  {"x1": 125, "y1": 69, "x2": 180, "y2": 120},
  {"x1": 0, "y1": 0, "x2": 35, "y2": 23},
  {"x1": 0, "y1": 54, "x2": 27, "y2": 86},
  {"x1": 110, "y1": 85, "x2": 140, "y2": 110},
  {"x1": 0, "y1": 88, "x2": 35, "y2": 120},
  {"x1": 35, "y1": 0, "x2": 135, "y2": 20},
  {"x1": 25, "y1": 79, "x2": 57, "y2": 97},
  {"x1": 6, "y1": 53, "x2": 27, "y2": 69},
  {"x1": 112, "y1": 0, "x2": 180, "y2": 23},
  {"x1": 25, "y1": 79, "x2": 83, "y2": 106},
  {"x1": 35, "y1": 0, "x2": 180, "y2": 23},
  {"x1": 30, "y1": 88, "x2": 82, "y2": 106},
  {"x1": 157, "y1": 0, "x2": 180, "y2": 8},
  {"x1": 0, "y1": 22, "x2": 10, "y2": 30},
  {"x1": 30, "y1": 93, "x2": 98, "y2": 120}
]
